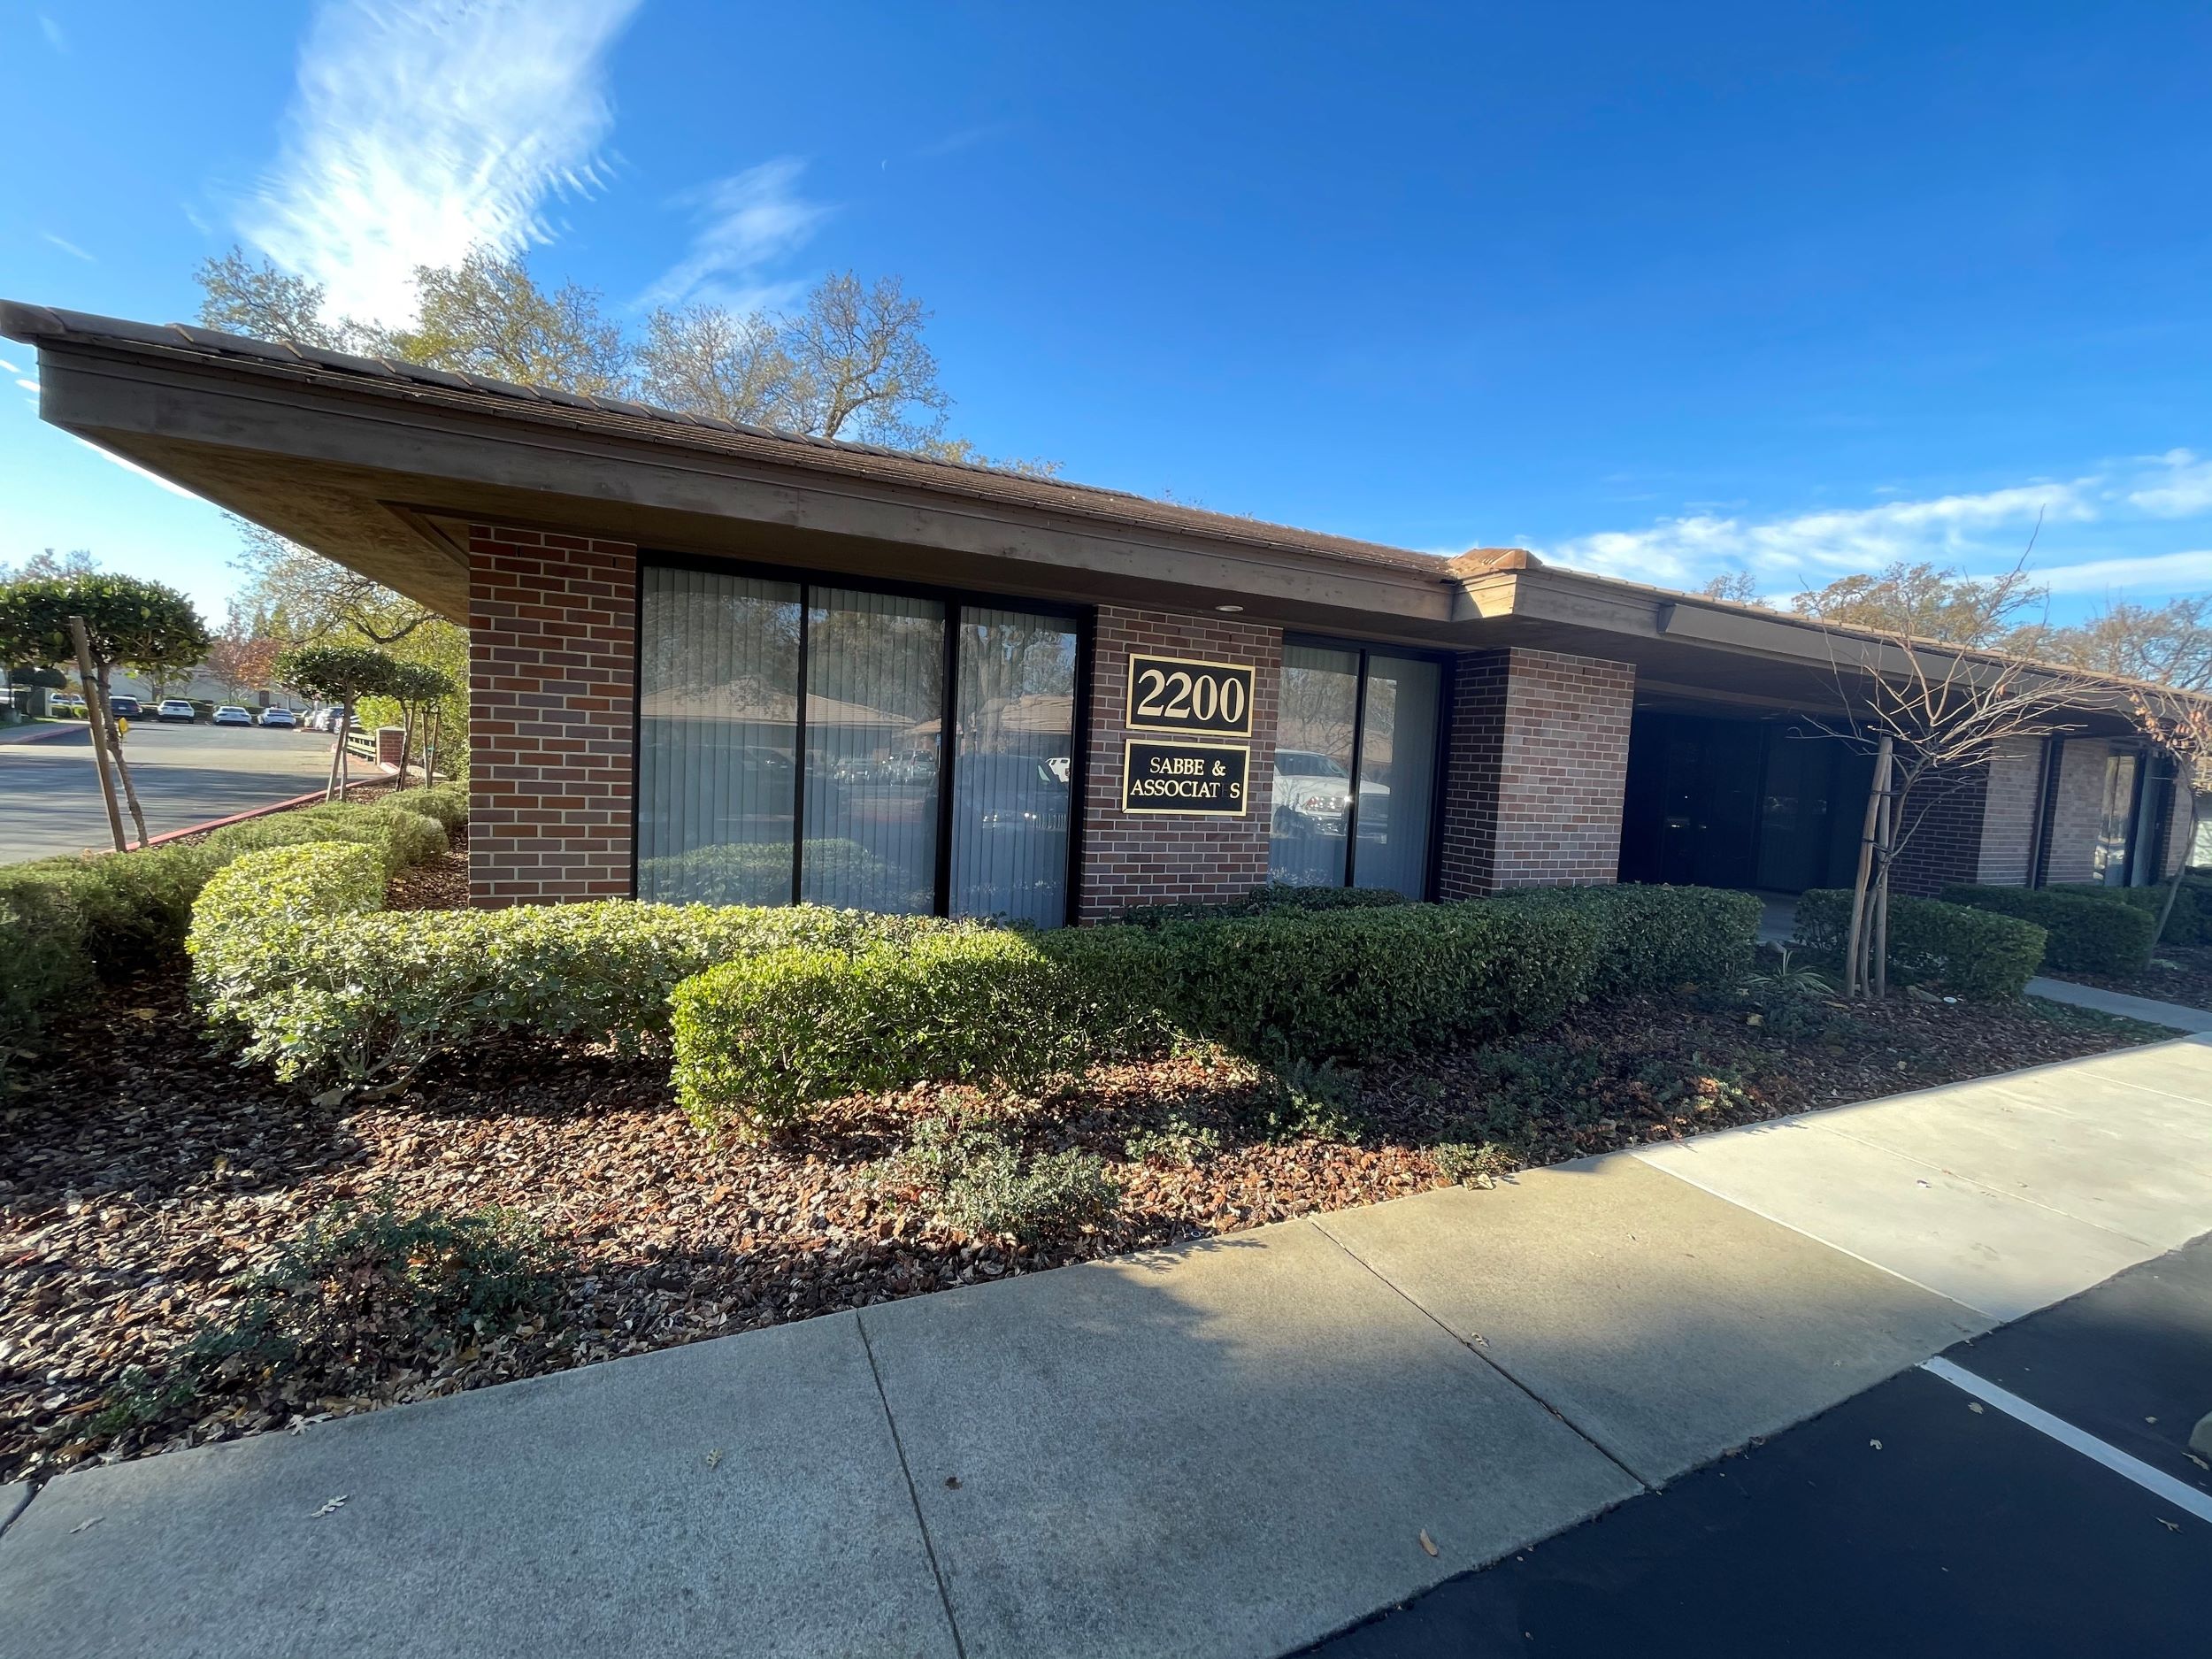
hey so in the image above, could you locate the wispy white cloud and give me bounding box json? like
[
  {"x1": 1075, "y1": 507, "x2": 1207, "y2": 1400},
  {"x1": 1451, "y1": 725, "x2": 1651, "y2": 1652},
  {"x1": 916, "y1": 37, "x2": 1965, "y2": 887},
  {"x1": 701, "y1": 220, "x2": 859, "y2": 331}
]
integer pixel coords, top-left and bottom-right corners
[
  {"x1": 238, "y1": 0, "x2": 642, "y2": 325},
  {"x1": 639, "y1": 159, "x2": 829, "y2": 311},
  {"x1": 2126, "y1": 449, "x2": 2212, "y2": 518},
  {"x1": 40, "y1": 232, "x2": 93, "y2": 262},
  {"x1": 1546, "y1": 479, "x2": 2098, "y2": 588},
  {"x1": 2035, "y1": 549, "x2": 2212, "y2": 595},
  {"x1": 38, "y1": 12, "x2": 67, "y2": 53}
]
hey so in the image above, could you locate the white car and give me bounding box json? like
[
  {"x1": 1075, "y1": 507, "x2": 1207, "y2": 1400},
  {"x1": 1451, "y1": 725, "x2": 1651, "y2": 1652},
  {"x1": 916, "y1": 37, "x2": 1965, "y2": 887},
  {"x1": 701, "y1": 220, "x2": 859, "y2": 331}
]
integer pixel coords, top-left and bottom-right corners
[
  {"x1": 212, "y1": 705, "x2": 255, "y2": 726},
  {"x1": 257, "y1": 707, "x2": 298, "y2": 728},
  {"x1": 1271, "y1": 749, "x2": 1388, "y2": 832},
  {"x1": 155, "y1": 698, "x2": 196, "y2": 724}
]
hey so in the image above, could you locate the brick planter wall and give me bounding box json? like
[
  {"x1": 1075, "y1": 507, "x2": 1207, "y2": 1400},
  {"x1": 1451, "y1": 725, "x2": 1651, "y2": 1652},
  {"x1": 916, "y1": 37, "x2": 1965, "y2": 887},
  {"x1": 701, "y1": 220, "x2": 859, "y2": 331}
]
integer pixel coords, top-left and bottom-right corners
[
  {"x1": 1075, "y1": 607, "x2": 1282, "y2": 921},
  {"x1": 467, "y1": 526, "x2": 638, "y2": 907},
  {"x1": 1438, "y1": 648, "x2": 1633, "y2": 896}
]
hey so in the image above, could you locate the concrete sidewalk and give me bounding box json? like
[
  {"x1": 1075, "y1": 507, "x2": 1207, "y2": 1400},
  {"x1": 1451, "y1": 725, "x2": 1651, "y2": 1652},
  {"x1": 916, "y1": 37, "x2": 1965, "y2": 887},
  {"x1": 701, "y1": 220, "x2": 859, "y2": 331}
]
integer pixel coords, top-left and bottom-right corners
[
  {"x1": 6, "y1": 1041, "x2": 2212, "y2": 1658},
  {"x1": 2027, "y1": 973, "x2": 2212, "y2": 1034}
]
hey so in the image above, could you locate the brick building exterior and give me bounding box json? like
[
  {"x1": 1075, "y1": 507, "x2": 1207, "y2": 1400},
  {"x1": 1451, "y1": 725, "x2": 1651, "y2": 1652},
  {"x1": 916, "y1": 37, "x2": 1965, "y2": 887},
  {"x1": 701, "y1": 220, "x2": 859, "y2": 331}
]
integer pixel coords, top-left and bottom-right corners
[
  {"x1": 1074, "y1": 607, "x2": 1282, "y2": 921},
  {"x1": 10, "y1": 303, "x2": 2194, "y2": 927},
  {"x1": 1440, "y1": 649, "x2": 1635, "y2": 897},
  {"x1": 466, "y1": 526, "x2": 638, "y2": 907}
]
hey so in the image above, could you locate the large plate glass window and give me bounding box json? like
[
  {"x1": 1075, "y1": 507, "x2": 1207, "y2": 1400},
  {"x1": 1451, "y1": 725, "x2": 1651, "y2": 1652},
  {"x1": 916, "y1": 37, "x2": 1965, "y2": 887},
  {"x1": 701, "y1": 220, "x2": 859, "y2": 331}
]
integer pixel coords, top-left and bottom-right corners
[
  {"x1": 636, "y1": 569, "x2": 802, "y2": 904},
  {"x1": 636, "y1": 563, "x2": 1080, "y2": 920},
  {"x1": 1268, "y1": 641, "x2": 1442, "y2": 898},
  {"x1": 951, "y1": 608, "x2": 1079, "y2": 926},
  {"x1": 801, "y1": 588, "x2": 944, "y2": 914}
]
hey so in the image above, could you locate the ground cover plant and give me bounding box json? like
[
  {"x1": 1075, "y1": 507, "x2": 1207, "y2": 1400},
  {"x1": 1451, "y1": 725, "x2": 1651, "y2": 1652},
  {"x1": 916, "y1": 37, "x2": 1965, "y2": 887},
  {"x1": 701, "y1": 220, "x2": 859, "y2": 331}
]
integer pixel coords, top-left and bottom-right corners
[{"x1": 0, "y1": 884, "x2": 2166, "y2": 1486}]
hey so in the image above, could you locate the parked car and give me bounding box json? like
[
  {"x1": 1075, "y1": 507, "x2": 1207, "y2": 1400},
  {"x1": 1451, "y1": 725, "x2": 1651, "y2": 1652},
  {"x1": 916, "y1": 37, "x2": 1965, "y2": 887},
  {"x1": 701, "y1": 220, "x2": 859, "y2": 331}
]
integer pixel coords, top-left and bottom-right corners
[
  {"x1": 108, "y1": 695, "x2": 142, "y2": 719},
  {"x1": 1270, "y1": 749, "x2": 1386, "y2": 832},
  {"x1": 213, "y1": 705, "x2": 255, "y2": 726},
  {"x1": 155, "y1": 698, "x2": 196, "y2": 724},
  {"x1": 50, "y1": 693, "x2": 88, "y2": 718},
  {"x1": 257, "y1": 707, "x2": 298, "y2": 728}
]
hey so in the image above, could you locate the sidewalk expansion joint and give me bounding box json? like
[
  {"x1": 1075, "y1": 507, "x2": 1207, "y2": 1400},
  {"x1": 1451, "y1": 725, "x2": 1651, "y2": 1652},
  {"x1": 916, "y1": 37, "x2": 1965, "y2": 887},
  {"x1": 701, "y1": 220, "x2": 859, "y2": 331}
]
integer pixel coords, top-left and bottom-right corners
[
  {"x1": 856, "y1": 1310, "x2": 969, "y2": 1659},
  {"x1": 1301, "y1": 1216, "x2": 1654, "y2": 1494}
]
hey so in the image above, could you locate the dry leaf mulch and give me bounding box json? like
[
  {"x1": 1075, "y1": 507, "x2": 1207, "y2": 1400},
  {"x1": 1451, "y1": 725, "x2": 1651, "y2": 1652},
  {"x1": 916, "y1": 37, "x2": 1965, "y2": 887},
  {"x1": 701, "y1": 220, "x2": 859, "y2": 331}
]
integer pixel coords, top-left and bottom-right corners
[{"x1": 0, "y1": 973, "x2": 2162, "y2": 1487}]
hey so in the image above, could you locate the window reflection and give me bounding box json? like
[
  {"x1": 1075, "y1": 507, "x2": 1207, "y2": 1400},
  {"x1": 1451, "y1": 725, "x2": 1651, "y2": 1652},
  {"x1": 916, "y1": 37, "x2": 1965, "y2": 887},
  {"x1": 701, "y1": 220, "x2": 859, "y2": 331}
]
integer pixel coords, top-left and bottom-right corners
[
  {"x1": 1268, "y1": 643, "x2": 1441, "y2": 897},
  {"x1": 802, "y1": 588, "x2": 945, "y2": 914},
  {"x1": 951, "y1": 608, "x2": 1078, "y2": 926}
]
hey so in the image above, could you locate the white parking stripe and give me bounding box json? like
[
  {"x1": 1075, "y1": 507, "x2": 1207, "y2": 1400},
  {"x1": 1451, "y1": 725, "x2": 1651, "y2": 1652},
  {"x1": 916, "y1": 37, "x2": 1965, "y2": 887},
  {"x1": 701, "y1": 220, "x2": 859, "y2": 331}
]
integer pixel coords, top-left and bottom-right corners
[{"x1": 1920, "y1": 1356, "x2": 2212, "y2": 1525}]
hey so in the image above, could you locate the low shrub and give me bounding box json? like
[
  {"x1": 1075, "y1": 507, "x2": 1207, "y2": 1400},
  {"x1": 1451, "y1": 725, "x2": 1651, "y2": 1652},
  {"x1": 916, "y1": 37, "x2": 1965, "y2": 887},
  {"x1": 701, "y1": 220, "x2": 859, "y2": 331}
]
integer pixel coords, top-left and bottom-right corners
[
  {"x1": 190, "y1": 841, "x2": 387, "y2": 943},
  {"x1": 0, "y1": 865, "x2": 93, "y2": 1062},
  {"x1": 867, "y1": 1116, "x2": 1118, "y2": 1240},
  {"x1": 204, "y1": 898, "x2": 921, "y2": 1087},
  {"x1": 671, "y1": 927, "x2": 1084, "y2": 1133},
  {"x1": 1794, "y1": 888, "x2": 2046, "y2": 999},
  {"x1": 1237, "y1": 1055, "x2": 1367, "y2": 1142},
  {"x1": 1939, "y1": 884, "x2": 2153, "y2": 977},
  {"x1": 1095, "y1": 899, "x2": 1604, "y2": 1063},
  {"x1": 205, "y1": 801, "x2": 446, "y2": 879},
  {"x1": 2049, "y1": 880, "x2": 2212, "y2": 951},
  {"x1": 397, "y1": 782, "x2": 470, "y2": 833},
  {"x1": 1119, "y1": 882, "x2": 1409, "y2": 926},
  {"x1": 1120, "y1": 1115, "x2": 1225, "y2": 1166},
  {"x1": 1432, "y1": 1140, "x2": 1518, "y2": 1188},
  {"x1": 96, "y1": 1197, "x2": 560, "y2": 1430},
  {"x1": 1500, "y1": 883, "x2": 1762, "y2": 999}
]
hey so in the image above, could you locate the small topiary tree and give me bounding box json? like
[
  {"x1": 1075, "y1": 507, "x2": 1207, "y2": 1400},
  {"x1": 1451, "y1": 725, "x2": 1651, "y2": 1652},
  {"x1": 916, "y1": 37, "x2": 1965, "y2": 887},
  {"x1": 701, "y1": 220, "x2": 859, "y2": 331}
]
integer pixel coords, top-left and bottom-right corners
[
  {"x1": 383, "y1": 660, "x2": 457, "y2": 787},
  {"x1": 0, "y1": 572, "x2": 211, "y2": 845},
  {"x1": 272, "y1": 642, "x2": 403, "y2": 800}
]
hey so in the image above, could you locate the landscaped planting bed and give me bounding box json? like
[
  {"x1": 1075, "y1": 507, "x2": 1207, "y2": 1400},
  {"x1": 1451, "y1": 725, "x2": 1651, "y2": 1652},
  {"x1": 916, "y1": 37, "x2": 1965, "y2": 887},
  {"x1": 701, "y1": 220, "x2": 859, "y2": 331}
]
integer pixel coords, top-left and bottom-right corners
[
  {"x1": 0, "y1": 910, "x2": 2162, "y2": 1486},
  {"x1": 2037, "y1": 942, "x2": 2212, "y2": 1011}
]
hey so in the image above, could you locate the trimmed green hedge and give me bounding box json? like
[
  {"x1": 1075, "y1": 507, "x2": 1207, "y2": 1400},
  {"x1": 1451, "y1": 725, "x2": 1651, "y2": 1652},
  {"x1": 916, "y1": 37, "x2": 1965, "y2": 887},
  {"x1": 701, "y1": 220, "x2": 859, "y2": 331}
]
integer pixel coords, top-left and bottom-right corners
[
  {"x1": 2049, "y1": 880, "x2": 2212, "y2": 950},
  {"x1": 669, "y1": 895, "x2": 1620, "y2": 1134},
  {"x1": 0, "y1": 794, "x2": 465, "y2": 1064},
  {"x1": 206, "y1": 803, "x2": 446, "y2": 879},
  {"x1": 672, "y1": 928, "x2": 1082, "y2": 1133},
  {"x1": 1939, "y1": 884, "x2": 2154, "y2": 977},
  {"x1": 1119, "y1": 883, "x2": 1410, "y2": 926},
  {"x1": 1498, "y1": 884, "x2": 1761, "y2": 1000},
  {"x1": 194, "y1": 891, "x2": 938, "y2": 1086},
  {"x1": 1793, "y1": 887, "x2": 2046, "y2": 999}
]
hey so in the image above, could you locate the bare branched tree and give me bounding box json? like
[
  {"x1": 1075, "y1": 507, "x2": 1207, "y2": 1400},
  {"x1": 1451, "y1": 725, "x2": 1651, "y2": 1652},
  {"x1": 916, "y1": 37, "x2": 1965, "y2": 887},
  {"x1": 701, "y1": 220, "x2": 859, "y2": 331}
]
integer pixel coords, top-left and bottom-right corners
[{"x1": 1801, "y1": 563, "x2": 2078, "y2": 998}]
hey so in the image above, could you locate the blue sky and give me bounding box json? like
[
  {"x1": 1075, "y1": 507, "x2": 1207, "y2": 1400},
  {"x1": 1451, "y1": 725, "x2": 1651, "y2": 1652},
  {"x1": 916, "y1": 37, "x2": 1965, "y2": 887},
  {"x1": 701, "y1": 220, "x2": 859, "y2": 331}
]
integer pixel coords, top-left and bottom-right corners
[{"x1": 6, "y1": 0, "x2": 2212, "y2": 624}]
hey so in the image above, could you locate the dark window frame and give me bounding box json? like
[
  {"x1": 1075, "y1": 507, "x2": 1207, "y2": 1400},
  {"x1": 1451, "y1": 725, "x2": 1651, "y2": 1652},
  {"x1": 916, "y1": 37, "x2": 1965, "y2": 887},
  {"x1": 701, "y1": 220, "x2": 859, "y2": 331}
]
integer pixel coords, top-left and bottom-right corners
[
  {"x1": 1278, "y1": 632, "x2": 1455, "y2": 901},
  {"x1": 631, "y1": 550, "x2": 1093, "y2": 922}
]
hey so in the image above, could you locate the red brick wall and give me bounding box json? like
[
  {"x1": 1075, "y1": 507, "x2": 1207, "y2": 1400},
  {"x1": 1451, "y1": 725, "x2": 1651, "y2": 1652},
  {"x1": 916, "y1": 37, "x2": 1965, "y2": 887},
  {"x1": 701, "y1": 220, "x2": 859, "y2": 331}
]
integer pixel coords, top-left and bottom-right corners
[
  {"x1": 467, "y1": 525, "x2": 638, "y2": 907},
  {"x1": 1439, "y1": 648, "x2": 1634, "y2": 895},
  {"x1": 1075, "y1": 607, "x2": 1281, "y2": 921}
]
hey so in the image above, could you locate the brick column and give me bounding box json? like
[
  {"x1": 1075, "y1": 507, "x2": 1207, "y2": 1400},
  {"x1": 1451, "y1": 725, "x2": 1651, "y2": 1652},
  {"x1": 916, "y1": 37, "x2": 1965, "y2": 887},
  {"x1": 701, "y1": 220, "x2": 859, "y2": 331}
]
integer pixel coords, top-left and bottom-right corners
[
  {"x1": 1972, "y1": 738, "x2": 2043, "y2": 886},
  {"x1": 466, "y1": 525, "x2": 638, "y2": 907},
  {"x1": 1438, "y1": 648, "x2": 1633, "y2": 896},
  {"x1": 1075, "y1": 606, "x2": 1281, "y2": 921}
]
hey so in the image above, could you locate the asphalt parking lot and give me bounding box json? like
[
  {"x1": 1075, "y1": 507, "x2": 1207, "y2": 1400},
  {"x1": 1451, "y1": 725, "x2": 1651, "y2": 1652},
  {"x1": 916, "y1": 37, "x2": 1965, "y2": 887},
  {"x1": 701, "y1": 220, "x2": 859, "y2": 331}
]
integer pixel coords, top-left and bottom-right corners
[
  {"x1": 1302, "y1": 1237, "x2": 2212, "y2": 1658},
  {"x1": 0, "y1": 721, "x2": 334, "y2": 862}
]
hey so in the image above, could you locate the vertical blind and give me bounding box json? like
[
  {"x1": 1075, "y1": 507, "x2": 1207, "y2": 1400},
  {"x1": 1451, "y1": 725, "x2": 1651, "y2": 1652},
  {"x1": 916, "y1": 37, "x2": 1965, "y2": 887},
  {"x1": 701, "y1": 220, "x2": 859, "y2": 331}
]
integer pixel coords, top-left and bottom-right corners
[
  {"x1": 801, "y1": 588, "x2": 945, "y2": 915},
  {"x1": 1268, "y1": 642, "x2": 1442, "y2": 899},
  {"x1": 636, "y1": 568, "x2": 802, "y2": 904},
  {"x1": 951, "y1": 608, "x2": 1078, "y2": 927},
  {"x1": 636, "y1": 564, "x2": 1079, "y2": 921}
]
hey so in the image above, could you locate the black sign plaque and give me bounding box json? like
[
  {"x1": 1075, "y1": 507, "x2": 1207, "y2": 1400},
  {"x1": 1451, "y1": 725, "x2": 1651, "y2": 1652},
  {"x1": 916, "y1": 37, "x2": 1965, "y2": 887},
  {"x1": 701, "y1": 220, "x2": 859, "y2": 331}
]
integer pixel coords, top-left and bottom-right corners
[
  {"x1": 1120, "y1": 739, "x2": 1250, "y2": 816},
  {"x1": 1125, "y1": 655, "x2": 1255, "y2": 737}
]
